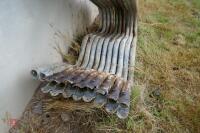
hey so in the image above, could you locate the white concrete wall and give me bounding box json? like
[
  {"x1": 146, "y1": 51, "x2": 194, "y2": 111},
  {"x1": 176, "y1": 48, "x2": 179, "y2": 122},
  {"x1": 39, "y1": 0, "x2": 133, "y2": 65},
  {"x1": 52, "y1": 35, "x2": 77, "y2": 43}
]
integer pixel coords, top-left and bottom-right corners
[{"x1": 0, "y1": 0, "x2": 98, "y2": 132}]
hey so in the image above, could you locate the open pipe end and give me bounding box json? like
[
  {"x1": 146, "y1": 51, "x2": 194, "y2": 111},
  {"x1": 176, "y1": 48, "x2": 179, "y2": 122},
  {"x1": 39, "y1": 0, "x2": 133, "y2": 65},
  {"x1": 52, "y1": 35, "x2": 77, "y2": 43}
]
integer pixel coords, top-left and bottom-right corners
[
  {"x1": 40, "y1": 73, "x2": 46, "y2": 80},
  {"x1": 31, "y1": 70, "x2": 38, "y2": 79},
  {"x1": 105, "y1": 99, "x2": 119, "y2": 114},
  {"x1": 116, "y1": 104, "x2": 129, "y2": 119},
  {"x1": 82, "y1": 89, "x2": 96, "y2": 102},
  {"x1": 96, "y1": 89, "x2": 106, "y2": 95},
  {"x1": 57, "y1": 82, "x2": 65, "y2": 88}
]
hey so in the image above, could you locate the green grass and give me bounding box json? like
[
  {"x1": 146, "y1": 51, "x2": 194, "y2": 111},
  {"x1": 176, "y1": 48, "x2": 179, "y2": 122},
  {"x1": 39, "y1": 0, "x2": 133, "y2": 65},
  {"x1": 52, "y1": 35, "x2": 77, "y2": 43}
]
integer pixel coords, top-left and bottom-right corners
[
  {"x1": 57, "y1": 0, "x2": 200, "y2": 132},
  {"x1": 9, "y1": 1, "x2": 200, "y2": 132},
  {"x1": 191, "y1": 0, "x2": 200, "y2": 9},
  {"x1": 93, "y1": 0, "x2": 200, "y2": 132}
]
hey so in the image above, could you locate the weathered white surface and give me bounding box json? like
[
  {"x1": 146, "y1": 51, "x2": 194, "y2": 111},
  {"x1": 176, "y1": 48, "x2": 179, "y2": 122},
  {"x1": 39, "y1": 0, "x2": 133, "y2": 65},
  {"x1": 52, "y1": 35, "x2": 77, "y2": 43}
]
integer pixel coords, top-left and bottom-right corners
[{"x1": 0, "y1": 0, "x2": 98, "y2": 132}]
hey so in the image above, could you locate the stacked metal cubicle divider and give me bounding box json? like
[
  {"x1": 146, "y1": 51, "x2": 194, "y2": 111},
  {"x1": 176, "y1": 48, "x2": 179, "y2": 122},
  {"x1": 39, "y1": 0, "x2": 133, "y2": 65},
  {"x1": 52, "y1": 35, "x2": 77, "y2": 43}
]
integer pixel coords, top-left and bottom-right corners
[{"x1": 31, "y1": 0, "x2": 138, "y2": 119}]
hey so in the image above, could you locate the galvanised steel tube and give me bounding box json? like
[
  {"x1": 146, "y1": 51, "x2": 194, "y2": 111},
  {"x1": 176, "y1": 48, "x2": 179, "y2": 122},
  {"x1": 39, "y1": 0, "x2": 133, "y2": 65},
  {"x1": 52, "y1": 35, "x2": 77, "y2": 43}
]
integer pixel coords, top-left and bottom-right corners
[
  {"x1": 94, "y1": 8, "x2": 122, "y2": 106},
  {"x1": 109, "y1": 0, "x2": 130, "y2": 75},
  {"x1": 105, "y1": 0, "x2": 131, "y2": 113},
  {"x1": 75, "y1": 0, "x2": 104, "y2": 67},
  {"x1": 115, "y1": 0, "x2": 131, "y2": 77},
  {"x1": 86, "y1": 0, "x2": 112, "y2": 69},
  {"x1": 102, "y1": 0, "x2": 123, "y2": 73},
  {"x1": 82, "y1": 88, "x2": 96, "y2": 102},
  {"x1": 71, "y1": 0, "x2": 118, "y2": 92},
  {"x1": 80, "y1": 0, "x2": 109, "y2": 68},
  {"x1": 86, "y1": 0, "x2": 115, "y2": 70},
  {"x1": 77, "y1": 0, "x2": 114, "y2": 89},
  {"x1": 116, "y1": 0, "x2": 138, "y2": 119},
  {"x1": 93, "y1": 0, "x2": 119, "y2": 70},
  {"x1": 31, "y1": 0, "x2": 138, "y2": 119},
  {"x1": 31, "y1": 63, "x2": 71, "y2": 80},
  {"x1": 78, "y1": 1, "x2": 119, "y2": 88},
  {"x1": 77, "y1": 0, "x2": 122, "y2": 104},
  {"x1": 50, "y1": 82, "x2": 66, "y2": 96},
  {"x1": 41, "y1": 81, "x2": 58, "y2": 93},
  {"x1": 113, "y1": 0, "x2": 134, "y2": 118},
  {"x1": 97, "y1": 6, "x2": 123, "y2": 72},
  {"x1": 62, "y1": 84, "x2": 76, "y2": 98}
]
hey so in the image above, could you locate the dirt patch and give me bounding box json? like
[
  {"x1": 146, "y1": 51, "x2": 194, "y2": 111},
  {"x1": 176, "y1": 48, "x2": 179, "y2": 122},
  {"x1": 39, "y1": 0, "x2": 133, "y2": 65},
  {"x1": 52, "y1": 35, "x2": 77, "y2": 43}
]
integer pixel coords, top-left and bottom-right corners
[{"x1": 9, "y1": 84, "x2": 108, "y2": 133}]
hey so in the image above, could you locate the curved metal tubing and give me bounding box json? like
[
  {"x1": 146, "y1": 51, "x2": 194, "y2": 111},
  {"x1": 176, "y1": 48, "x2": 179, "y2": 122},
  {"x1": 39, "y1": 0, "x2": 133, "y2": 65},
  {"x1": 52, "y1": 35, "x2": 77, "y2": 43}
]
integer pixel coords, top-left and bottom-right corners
[{"x1": 31, "y1": 0, "x2": 138, "y2": 119}]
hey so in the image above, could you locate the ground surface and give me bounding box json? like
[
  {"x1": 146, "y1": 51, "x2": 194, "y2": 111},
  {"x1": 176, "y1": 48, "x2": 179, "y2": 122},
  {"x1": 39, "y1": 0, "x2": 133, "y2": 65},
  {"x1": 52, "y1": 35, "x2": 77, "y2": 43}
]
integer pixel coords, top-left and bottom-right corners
[{"x1": 10, "y1": 0, "x2": 200, "y2": 132}]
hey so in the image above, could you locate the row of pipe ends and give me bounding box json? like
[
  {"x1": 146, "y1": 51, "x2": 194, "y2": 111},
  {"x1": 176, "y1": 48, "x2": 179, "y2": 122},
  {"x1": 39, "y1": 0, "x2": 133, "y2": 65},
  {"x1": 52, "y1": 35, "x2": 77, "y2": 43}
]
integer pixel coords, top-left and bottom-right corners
[{"x1": 31, "y1": 0, "x2": 138, "y2": 119}]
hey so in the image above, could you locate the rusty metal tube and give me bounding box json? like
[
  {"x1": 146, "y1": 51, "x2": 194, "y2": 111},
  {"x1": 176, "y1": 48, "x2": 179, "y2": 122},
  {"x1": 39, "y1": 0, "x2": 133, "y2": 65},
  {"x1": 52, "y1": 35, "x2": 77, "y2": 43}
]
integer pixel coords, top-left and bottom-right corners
[
  {"x1": 86, "y1": 0, "x2": 115, "y2": 69},
  {"x1": 80, "y1": 0, "x2": 108, "y2": 68},
  {"x1": 103, "y1": 0, "x2": 122, "y2": 73},
  {"x1": 50, "y1": 82, "x2": 65, "y2": 97},
  {"x1": 75, "y1": 0, "x2": 104, "y2": 66},
  {"x1": 41, "y1": 80, "x2": 58, "y2": 93},
  {"x1": 93, "y1": 0, "x2": 118, "y2": 70},
  {"x1": 31, "y1": 0, "x2": 138, "y2": 119},
  {"x1": 31, "y1": 63, "x2": 70, "y2": 80},
  {"x1": 116, "y1": 0, "x2": 138, "y2": 119},
  {"x1": 98, "y1": 4, "x2": 123, "y2": 72}
]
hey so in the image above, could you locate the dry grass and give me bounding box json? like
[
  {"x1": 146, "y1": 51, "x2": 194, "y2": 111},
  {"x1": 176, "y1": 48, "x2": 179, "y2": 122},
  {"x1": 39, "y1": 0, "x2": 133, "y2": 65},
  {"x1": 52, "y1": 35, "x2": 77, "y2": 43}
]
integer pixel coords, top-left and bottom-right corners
[
  {"x1": 9, "y1": 89, "x2": 109, "y2": 133},
  {"x1": 11, "y1": 0, "x2": 200, "y2": 132},
  {"x1": 54, "y1": 15, "x2": 100, "y2": 64},
  {"x1": 93, "y1": 0, "x2": 200, "y2": 132},
  {"x1": 43, "y1": 99, "x2": 96, "y2": 113},
  {"x1": 49, "y1": 0, "x2": 200, "y2": 132}
]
